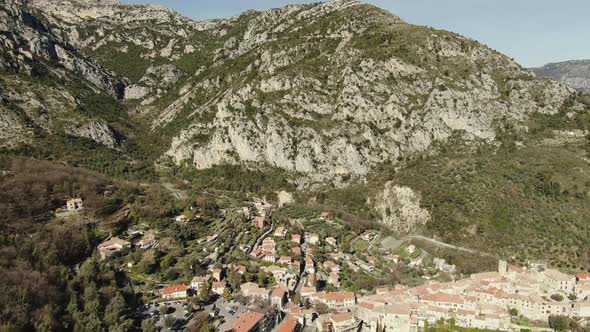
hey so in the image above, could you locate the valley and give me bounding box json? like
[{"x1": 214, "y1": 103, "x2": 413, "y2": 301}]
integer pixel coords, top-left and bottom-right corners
[{"x1": 1, "y1": 0, "x2": 590, "y2": 331}]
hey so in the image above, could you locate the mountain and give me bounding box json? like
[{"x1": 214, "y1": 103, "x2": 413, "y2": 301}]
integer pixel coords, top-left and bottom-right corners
[
  {"x1": 531, "y1": 59, "x2": 590, "y2": 93},
  {"x1": 3, "y1": 0, "x2": 590, "y2": 271},
  {"x1": 3, "y1": 0, "x2": 590, "y2": 330}
]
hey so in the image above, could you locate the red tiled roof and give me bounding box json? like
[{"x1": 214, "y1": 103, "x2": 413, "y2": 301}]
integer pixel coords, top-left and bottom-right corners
[
  {"x1": 330, "y1": 313, "x2": 353, "y2": 323},
  {"x1": 278, "y1": 318, "x2": 298, "y2": 332},
  {"x1": 271, "y1": 288, "x2": 287, "y2": 298},
  {"x1": 422, "y1": 292, "x2": 464, "y2": 305},
  {"x1": 213, "y1": 281, "x2": 226, "y2": 289},
  {"x1": 159, "y1": 285, "x2": 188, "y2": 295},
  {"x1": 577, "y1": 273, "x2": 590, "y2": 280},
  {"x1": 325, "y1": 292, "x2": 355, "y2": 301},
  {"x1": 231, "y1": 311, "x2": 264, "y2": 332}
]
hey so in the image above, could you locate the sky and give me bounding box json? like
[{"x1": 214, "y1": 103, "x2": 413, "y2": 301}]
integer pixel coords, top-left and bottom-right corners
[{"x1": 121, "y1": 0, "x2": 590, "y2": 68}]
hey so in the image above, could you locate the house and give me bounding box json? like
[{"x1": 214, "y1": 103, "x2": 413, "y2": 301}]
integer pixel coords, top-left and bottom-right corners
[
  {"x1": 325, "y1": 237, "x2": 337, "y2": 247},
  {"x1": 231, "y1": 310, "x2": 265, "y2": 332},
  {"x1": 159, "y1": 285, "x2": 188, "y2": 299},
  {"x1": 240, "y1": 282, "x2": 269, "y2": 301},
  {"x1": 264, "y1": 253, "x2": 277, "y2": 263},
  {"x1": 212, "y1": 281, "x2": 226, "y2": 295},
  {"x1": 291, "y1": 234, "x2": 301, "y2": 244},
  {"x1": 136, "y1": 231, "x2": 156, "y2": 249},
  {"x1": 323, "y1": 261, "x2": 340, "y2": 273},
  {"x1": 277, "y1": 318, "x2": 299, "y2": 332},
  {"x1": 305, "y1": 257, "x2": 315, "y2": 274},
  {"x1": 319, "y1": 211, "x2": 333, "y2": 220},
  {"x1": 292, "y1": 246, "x2": 302, "y2": 256},
  {"x1": 406, "y1": 244, "x2": 416, "y2": 254},
  {"x1": 262, "y1": 237, "x2": 276, "y2": 254},
  {"x1": 175, "y1": 214, "x2": 189, "y2": 223},
  {"x1": 384, "y1": 255, "x2": 400, "y2": 264},
  {"x1": 271, "y1": 288, "x2": 288, "y2": 308},
  {"x1": 251, "y1": 247, "x2": 264, "y2": 258},
  {"x1": 306, "y1": 233, "x2": 319, "y2": 245},
  {"x1": 301, "y1": 286, "x2": 316, "y2": 299},
  {"x1": 328, "y1": 313, "x2": 357, "y2": 332},
  {"x1": 576, "y1": 273, "x2": 590, "y2": 283},
  {"x1": 66, "y1": 198, "x2": 84, "y2": 211},
  {"x1": 254, "y1": 216, "x2": 265, "y2": 229},
  {"x1": 212, "y1": 268, "x2": 223, "y2": 281},
  {"x1": 311, "y1": 291, "x2": 356, "y2": 309},
  {"x1": 367, "y1": 256, "x2": 376, "y2": 265},
  {"x1": 274, "y1": 226, "x2": 287, "y2": 239},
  {"x1": 328, "y1": 272, "x2": 341, "y2": 288},
  {"x1": 191, "y1": 276, "x2": 208, "y2": 291},
  {"x1": 543, "y1": 269, "x2": 576, "y2": 293},
  {"x1": 97, "y1": 237, "x2": 130, "y2": 260},
  {"x1": 279, "y1": 256, "x2": 292, "y2": 265},
  {"x1": 233, "y1": 265, "x2": 247, "y2": 275}
]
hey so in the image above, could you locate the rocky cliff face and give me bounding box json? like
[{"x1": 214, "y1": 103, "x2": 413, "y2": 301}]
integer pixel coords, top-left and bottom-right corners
[
  {"x1": 5, "y1": 0, "x2": 575, "y2": 181},
  {"x1": 0, "y1": 0, "x2": 127, "y2": 148},
  {"x1": 530, "y1": 60, "x2": 590, "y2": 93},
  {"x1": 370, "y1": 182, "x2": 430, "y2": 233}
]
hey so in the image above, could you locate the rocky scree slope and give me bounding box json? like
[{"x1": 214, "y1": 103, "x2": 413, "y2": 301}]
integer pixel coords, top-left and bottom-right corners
[
  {"x1": 28, "y1": 0, "x2": 573, "y2": 184},
  {"x1": 531, "y1": 59, "x2": 590, "y2": 93}
]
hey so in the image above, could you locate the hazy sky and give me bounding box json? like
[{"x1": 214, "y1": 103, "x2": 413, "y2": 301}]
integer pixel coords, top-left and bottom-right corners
[{"x1": 121, "y1": 0, "x2": 590, "y2": 67}]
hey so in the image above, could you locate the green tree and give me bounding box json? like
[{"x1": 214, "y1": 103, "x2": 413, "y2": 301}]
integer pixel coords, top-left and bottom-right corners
[
  {"x1": 104, "y1": 293, "x2": 126, "y2": 327},
  {"x1": 548, "y1": 315, "x2": 570, "y2": 331},
  {"x1": 551, "y1": 293, "x2": 564, "y2": 302},
  {"x1": 141, "y1": 318, "x2": 157, "y2": 332},
  {"x1": 257, "y1": 271, "x2": 268, "y2": 287},
  {"x1": 35, "y1": 304, "x2": 58, "y2": 331},
  {"x1": 164, "y1": 316, "x2": 176, "y2": 329},
  {"x1": 223, "y1": 287, "x2": 232, "y2": 302},
  {"x1": 199, "y1": 281, "x2": 212, "y2": 303},
  {"x1": 509, "y1": 308, "x2": 518, "y2": 316}
]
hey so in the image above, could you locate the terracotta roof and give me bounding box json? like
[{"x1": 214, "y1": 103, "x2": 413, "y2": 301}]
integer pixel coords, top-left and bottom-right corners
[
  {"x1": 422, "y1": 293, "x2": 464, "y2": 305},
  {"x1": 577, "y1": 273, "x2": 590, "y2": 280},
  {"x1": 212, "y1": 281, "x2": 226, "y2": 289},
  {"x1": 231, "y1": 310, "x2": 264, "y2": 332},
  {"x1": 98, "y1": 237, "x2": 130, "y2": 248},
  {"x1": 329, "y1": 313, "x2": 354, "y2": 323},
  {"x1": 376, "y1": 304, "x2": 411, "y2": 315},
  {"x1": 278, "y1": 318, "x2": 298, "y2": 332},
  {"x1": 159, "y1": 284, "x2": 188, "y2": 296},
  {"x1": 271, "y1": 288, "x2": 287, "y2": 298},
  {"x1": 325, "y1": 292, "x2": 355, "y2": 301}
]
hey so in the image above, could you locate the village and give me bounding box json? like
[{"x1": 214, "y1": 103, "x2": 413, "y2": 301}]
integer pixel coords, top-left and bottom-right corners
[{"x1": 62, "y1": 196, "x2": 590, "y2": 332}]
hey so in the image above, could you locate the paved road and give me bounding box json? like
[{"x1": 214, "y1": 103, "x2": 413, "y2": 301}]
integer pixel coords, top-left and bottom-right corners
[{"x1": 406, "y1": 235, "x2": 494, "y2": 257}]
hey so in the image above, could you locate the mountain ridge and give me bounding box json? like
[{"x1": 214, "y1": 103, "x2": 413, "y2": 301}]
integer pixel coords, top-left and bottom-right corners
[{"x1": 530, "y1": 59, "x2": 590, "y2": 93}]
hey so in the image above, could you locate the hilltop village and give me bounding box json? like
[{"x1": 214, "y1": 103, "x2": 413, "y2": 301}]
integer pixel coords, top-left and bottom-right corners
[{"x1": 84, "y1": 196, "x2": 590, "y2": 332}]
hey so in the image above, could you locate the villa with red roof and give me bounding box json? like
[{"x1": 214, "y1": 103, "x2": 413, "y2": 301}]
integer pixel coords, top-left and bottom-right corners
[{"x1": 159, "y1": 284, "x2": 188, "y2": 299}]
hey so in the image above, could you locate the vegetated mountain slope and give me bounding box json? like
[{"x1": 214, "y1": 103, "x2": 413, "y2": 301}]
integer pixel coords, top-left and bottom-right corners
[
  {"x1": 0, "y1": 0, "x2": 157, "y2": 178},
  {"x1": 320, "y1": 93, "x2": 590, "y2": 271},
  {"x1": 531, "y1": 60, "x2": 590, "y2": 93},
  {"x1": 7, "y1": 0, "x2": 590, "y2": 271},
  {"x1": 29, "y1": 0, "x2": 572, "y2": 184},
  {"x1": 0, "y1": 155, "x2": 142, "y2": 331}
]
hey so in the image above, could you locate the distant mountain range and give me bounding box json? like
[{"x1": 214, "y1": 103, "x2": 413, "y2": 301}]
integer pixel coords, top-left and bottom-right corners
[{"x1": 530, "y1": 60, "x2": 590, "y2": 93}]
